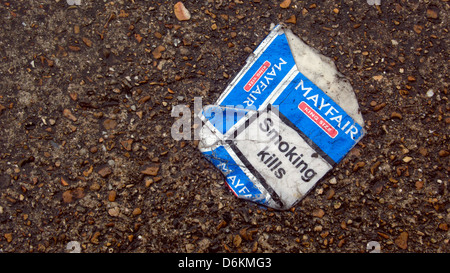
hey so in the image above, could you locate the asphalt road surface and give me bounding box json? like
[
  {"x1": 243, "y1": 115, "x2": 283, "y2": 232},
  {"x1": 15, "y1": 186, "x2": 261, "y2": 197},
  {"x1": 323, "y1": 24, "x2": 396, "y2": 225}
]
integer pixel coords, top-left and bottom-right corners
[{"x1": 0, "y1": 0, "x2": 448, "y2": 253}]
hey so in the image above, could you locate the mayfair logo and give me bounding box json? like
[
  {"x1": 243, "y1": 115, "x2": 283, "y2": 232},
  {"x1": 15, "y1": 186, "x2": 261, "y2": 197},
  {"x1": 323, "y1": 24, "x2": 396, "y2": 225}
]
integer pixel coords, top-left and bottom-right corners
[{"x1": 244, "y1": 60, "x2": 271, "y2": 92}]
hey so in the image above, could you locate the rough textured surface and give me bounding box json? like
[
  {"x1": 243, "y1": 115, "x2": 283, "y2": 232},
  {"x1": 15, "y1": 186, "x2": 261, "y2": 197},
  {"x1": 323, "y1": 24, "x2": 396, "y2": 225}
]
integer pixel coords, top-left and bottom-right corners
[{"x1": 0, "y1": 0, "x2": 448, "y2": 253}]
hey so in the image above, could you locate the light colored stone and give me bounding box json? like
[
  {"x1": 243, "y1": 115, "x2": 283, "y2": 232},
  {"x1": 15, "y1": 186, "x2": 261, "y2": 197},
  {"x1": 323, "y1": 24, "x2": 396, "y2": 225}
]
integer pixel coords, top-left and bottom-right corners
[
  {"x1": 98, "y1": 166, "x2": 112, "y2": 178},
  {"x1": 395, "y1": 232, "x2": 408, "y2": 250},
  {"x1": 280, "y1": 0, "x2": 291, "y2": 9},
  {"x1": 141, "y1": 165, "x2": 159, "y2": 176},
  {"x1": 108, "y1": 207, "x2": 120, "y2": 217},
  {"x1": 174, "y1": 2, "x2": 190, "y2": 21},
  {"x1": 185, "y1": 243, "x2": 195, "y2": 253},
  {"x1": 312, "y1": 208, "x2": 325, "y2": 218},
  {"x1": 63, "y1": 108, "x2": 77, "y2": 122},
  {"x1": 103, "y1": 119, "x2": 117, "y2": 130}
]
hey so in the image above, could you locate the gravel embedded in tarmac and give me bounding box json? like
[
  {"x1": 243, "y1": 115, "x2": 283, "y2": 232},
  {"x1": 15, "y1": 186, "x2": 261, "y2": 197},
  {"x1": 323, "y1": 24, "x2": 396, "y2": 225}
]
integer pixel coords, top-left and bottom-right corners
[{"x1": 0, "y1": 0, "x2": 448, "y2": 253}]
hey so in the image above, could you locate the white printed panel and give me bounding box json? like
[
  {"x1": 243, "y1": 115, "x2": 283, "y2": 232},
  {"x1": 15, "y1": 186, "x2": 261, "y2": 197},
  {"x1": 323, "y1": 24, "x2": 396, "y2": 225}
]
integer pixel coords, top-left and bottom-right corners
[{"x1": 232, "y1": 109, "x2": 333, "y2": 209}]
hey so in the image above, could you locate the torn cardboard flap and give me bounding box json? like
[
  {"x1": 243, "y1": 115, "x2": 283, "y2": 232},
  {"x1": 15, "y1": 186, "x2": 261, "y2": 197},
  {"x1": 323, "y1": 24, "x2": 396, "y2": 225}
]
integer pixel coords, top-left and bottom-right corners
[{"x1": 198, "y1": 25, "x2": 365, "y2": 210}]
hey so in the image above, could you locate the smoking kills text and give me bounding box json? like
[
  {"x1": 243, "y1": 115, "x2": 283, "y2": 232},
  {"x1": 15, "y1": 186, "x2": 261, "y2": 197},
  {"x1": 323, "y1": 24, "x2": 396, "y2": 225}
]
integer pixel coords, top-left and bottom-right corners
[{"x1": 258, "y1": 117, "x2": 317, "y2": 182}]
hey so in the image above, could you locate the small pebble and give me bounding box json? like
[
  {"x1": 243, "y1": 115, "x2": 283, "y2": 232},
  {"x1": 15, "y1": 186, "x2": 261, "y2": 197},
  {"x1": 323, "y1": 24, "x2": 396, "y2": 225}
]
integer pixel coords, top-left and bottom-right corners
[
  {"x1": 280, "y1": 0, "x2": 291, "y2": 9},
  {"x1": 185, "y1": 243, "x2": 195, "y2": 253},
  {"x1": 312, "y1": 208, "x2": 325, "y2": 218},
  {"x1": 67, "y1": 0, "x2": 81, "y2": 6},
  {"x1": 334, "y1": 201, "x2": 342, "y2": 209},
  {"x1": 174, "y1": 2, "x2": 191, "y2": 21},
  {"x1": 103, "y1": 119, "x2": 117, "y2": 130},
  {"x1": 61, "y1": 177, "x2": 69, "y2": 186},
  {"x1": 326, "y1": 188, "x2": 335, "y2": 200},
  {"x1": 141, "y1": 165, "x2": 160, "y2": 176},
  {"x1": 98, "y1": 166, "x2": 112, "y2": 178},
  {"x1": 329, "y1": 177, "x2": 337, "y2": 184},
  {"x1": 395, "y1": 232, "x2": 408, "y2": 250},
  {"x1": 426, "y1": 9, "x2": 438, "y2": 19},
  {"x1": 4, "y1": 233, "x2": 13, "y2": 243},
  {"x1": 233, "y1": 235, "x2": 242, "y2": 247},
  {"x1": 108, "y1": 207, "x2": 120, "y2": 217},
  {"x1": 391, "y1": 112, "x2": 403, "y2": 120},
  {"x1": 373, "y1": 75, "x2": 383, "y2": 81},
  {"x1": 285, "y1": 15, "x2": 296, "y2": 24},
  {"x1": 132, "y1": 207, "x2": 142, "y2": 216},
  {"x1": 413, "y1": 25, "x2": 423, "y2": 34},
  {"x1": 152, "y1": 45, "x2": 165, "y2": 59},
  {"x1": 373, "y1": 102, "x2": 386, "y2": 111},
  {"x1": 415, "y1": 181, "x2": 424, "y2": 190},
  {"x1": 108, "y1": 190, "x2": 117, "y2": 202},
  {"x1": 145, "y1": 177, "x2": 153, "y2": 187},
  {"x1": 73, "y1": 25, "x2": 80, "y2": 34},
  {"x1": 66, "y1": 241, "x2": 81, "y2": 253},
  {"x1": 63, "y1": 109, "x2": 77, "y2": 122},
  {"x1": 82, "y1": 37, "x2": 92, "y2": 47},
  {"x1": 402, "y1": 156, "x2": 413, "y2": 163}
]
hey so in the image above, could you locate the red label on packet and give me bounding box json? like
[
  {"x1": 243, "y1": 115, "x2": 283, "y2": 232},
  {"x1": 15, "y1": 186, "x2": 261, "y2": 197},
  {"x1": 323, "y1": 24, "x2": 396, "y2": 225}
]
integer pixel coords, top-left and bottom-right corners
[
  {"x1": 244, "y1": 61, "x2": 271, "y2": 92},
  {"x1": 298, "y1": 101, "x2": 338, "y2": 138}
]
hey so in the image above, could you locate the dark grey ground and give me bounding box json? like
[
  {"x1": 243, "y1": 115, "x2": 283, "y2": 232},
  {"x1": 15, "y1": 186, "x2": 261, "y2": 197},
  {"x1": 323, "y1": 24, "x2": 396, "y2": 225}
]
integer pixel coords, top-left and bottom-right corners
[{"x1": 0, "y1": 0, "x2": 448, "y2": 253}]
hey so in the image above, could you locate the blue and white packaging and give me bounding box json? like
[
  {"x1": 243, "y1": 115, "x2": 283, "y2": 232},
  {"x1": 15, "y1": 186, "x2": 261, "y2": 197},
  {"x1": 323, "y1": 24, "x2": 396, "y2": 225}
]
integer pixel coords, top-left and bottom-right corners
[{"x1": 198, "y1": 25, "x2": 365, "y2": 210}]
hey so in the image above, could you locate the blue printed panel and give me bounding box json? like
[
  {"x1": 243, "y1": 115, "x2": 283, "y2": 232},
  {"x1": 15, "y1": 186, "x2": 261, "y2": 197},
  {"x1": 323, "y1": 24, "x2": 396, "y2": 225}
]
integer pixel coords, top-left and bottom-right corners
[
  {"x1": 272, "y1": 72, "x2": 364, "y2": 163},
  {"x1": 201, "y1": 146, "x2": 267, "y2": 204},
  {"x1": 205, "y1": 32, "x2": 296, "y2": 134}
]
